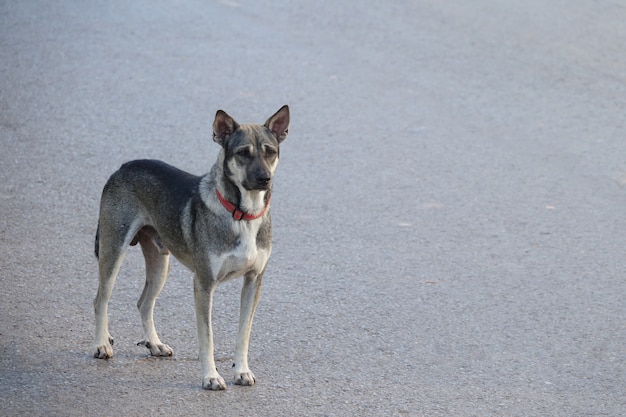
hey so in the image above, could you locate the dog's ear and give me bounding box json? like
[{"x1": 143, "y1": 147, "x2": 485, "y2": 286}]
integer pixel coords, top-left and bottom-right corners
[
  {"x1": 264, "y1": 105, "x2": 290, "y2": 143},
  {"x1": 213, "y1": 110, "x2": 240, "y2": 146}
]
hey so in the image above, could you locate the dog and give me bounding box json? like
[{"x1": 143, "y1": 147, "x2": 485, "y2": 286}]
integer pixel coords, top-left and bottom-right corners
[{"x1": 92, "y1": 105, "x2": 289, "y2": 390}]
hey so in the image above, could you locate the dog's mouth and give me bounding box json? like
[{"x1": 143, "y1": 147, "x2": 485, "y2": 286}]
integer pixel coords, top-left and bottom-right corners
[
  {"x1": 249, "y1": 183, "x2": 271, "y2": 191},
  {"x1": 244, "y1": 179, "x2": 272, "y2": 191}
]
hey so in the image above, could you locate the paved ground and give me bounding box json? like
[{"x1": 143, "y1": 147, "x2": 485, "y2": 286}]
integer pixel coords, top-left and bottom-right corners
[{"x1": 1, "y1": 0, "x2": 625, "y2": 416}]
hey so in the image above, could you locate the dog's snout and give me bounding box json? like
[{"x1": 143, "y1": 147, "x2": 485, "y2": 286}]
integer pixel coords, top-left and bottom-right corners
[
  {"x1": 253, "y1": 166, "x2": 271, "y2": 184},
  {"x1": 255, "y1": 174, "x2": 271, "y2": 189},
  {"x1": 244, "y1": 168, "x2": 272, "y2": 190}
]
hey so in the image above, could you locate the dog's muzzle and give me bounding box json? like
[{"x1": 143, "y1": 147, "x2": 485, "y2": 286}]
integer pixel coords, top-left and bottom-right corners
[{"x1": 247, "y1": 176, "x2": 271, "y2": 190}]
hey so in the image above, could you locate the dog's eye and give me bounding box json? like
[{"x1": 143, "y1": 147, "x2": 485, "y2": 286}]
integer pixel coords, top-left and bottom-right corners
[
  {"x1": 236, "y1": 149, "x2": 251, "y2": 158},
  {"x1": 265, "y1": 148, "x2": 277, "y2": 157}
]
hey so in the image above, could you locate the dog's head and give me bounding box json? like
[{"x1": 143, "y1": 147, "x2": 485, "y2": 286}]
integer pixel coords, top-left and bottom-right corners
[{"x1": 213, "y1": 105, "x2": 289, "y2": 191}]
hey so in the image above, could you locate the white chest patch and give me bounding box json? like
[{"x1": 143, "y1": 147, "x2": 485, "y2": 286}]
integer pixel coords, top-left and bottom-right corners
[{"x1": 210, "y1": 220, "x2": 270, "y2": 282}]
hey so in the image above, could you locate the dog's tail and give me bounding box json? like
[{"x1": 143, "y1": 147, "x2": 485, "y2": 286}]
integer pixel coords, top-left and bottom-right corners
[{"x1": 94, "y1": 222, "x2": 100, "y2": 259}]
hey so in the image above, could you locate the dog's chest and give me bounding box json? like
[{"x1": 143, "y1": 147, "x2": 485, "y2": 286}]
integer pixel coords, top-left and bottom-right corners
[{"x1": 211, "y1": 221, "x2": 269, "y2": 282}]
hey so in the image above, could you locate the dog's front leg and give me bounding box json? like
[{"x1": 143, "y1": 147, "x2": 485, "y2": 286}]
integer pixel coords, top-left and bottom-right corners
[
  {"x1": 193, "y1": 276, "x2": 226, "y2": 390},
  {"x1": 233, "y1": 272, "x2": 263, "y2": 386}
]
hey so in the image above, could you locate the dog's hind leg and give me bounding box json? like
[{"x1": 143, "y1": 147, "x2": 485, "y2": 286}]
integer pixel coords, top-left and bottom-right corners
[
  {"x1": 136, "y1": 227, "x2": 174, "y2": 357},
  {"x1": 233, "y1": 272, "x2": 263, "y2": 386},
  {"x1": 93, "y1": 230, "x2": 128, "y2": 359}
]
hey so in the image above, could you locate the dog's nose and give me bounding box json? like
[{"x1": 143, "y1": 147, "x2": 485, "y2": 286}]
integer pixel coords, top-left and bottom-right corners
[
  {"x1": 251, "y1": 174, "x2": 271, "y2": 190},
  {"x1": 255, "y1": 170, "x2": 270, "y2": 182}
]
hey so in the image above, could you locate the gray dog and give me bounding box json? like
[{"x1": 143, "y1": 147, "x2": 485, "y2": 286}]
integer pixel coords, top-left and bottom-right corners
[{"x1": 93, "y1": 105, "x2": 289, "y2": 390}]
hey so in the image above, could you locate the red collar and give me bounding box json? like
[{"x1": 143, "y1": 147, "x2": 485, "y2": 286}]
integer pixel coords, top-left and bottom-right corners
[{"x1": 215, "y1": 189, "x2": 271, "y2": 221}]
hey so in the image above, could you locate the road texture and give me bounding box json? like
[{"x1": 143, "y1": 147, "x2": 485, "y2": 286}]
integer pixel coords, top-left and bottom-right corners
[{"x1": 1, "y1": 1, "x2": 625, "y2": 416}]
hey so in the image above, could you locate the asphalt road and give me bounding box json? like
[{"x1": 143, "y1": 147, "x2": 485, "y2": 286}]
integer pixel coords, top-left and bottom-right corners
[{"x1": 1, "y1": 1, "x2": 625, "y2": 416}]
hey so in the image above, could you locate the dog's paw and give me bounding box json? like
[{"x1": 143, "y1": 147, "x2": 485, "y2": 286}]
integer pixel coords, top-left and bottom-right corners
[
  {"x1": 93, "y1": 336, "x2": 114, "y2": 359},
  {"x1": 202, "y1": 375, "x2": 227, "y2": 391},
  {"x1": 137, "y1": 340, "x2": 173, "y2": 357},
  {"x1": 234, "y1": 371, "x2": 256, "y2": 386}
]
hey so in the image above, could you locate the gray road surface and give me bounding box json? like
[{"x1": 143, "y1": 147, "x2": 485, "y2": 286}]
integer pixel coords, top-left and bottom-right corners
[{"x1": 1, "y1": 1, "x2": 625, "y2": 416}]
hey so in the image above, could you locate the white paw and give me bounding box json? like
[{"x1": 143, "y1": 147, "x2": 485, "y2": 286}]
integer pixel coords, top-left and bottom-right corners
[
  {"x1": 93, "y1": 336, "x2": 114, "y2": 359},
  {"x1": 202, "y1": 375, "x2": 227, "y2": 391},
  {"x1": 234, "y1": 371, "x2": 256, "y2": 386},
  {"x1": 137, "y1": 340, "x2": 173, "y2": 357}
]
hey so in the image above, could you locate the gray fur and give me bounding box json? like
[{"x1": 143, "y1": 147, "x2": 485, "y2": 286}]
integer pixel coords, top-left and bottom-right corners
[{"x1": 93, "y1": 105, "x2": 289, "y2": 390}]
